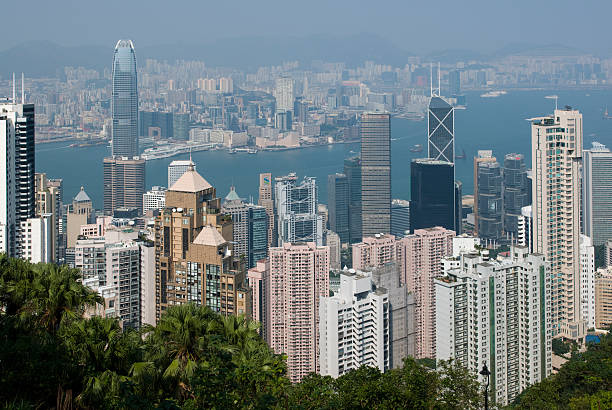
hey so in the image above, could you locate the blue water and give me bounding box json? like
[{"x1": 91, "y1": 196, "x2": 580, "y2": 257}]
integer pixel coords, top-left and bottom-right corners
[{"x1": 36, "y1": 89, "x2": 612, "y2": 208}]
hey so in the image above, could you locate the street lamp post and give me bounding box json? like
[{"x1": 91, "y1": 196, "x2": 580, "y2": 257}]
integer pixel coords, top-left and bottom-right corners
[{"x1": 480, "y1": 363, "x2": 491, "y2": 410}]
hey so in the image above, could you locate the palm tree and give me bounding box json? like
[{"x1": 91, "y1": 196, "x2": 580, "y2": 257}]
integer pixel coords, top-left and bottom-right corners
[{"x1": 0, "y1": 254, "x2": 36, "y2": 315}]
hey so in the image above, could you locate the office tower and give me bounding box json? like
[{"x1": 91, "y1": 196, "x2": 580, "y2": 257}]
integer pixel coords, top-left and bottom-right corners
[
  {"x1": 155, "y1": 165, "x2": 251, "y2": 321},
  {"x1": 580, "y1": 235, "x2": 595, "y2": 329},
  {"x1": 360, "y1": 112, "x2": 391, "y2": 236},
  {"x1": 371, "y1": 263, "x2": 416, "y2": 368},
  {"x1": 476, "y1": 160, "x2": 503, "y2": 242},
  {"x1": 352, "y1": 233, "x2": 400, "y2": 270},
  {"x1": 531, "y1": 107, "x2": 585, "y2": 339},
  {"x1": 111, "y1": 40, "x2": 138, "y2": 157},
  {"x1": 428, "y1": 96, "x2": 454, "y2": 164},
  {"x1": 20, "y1": 214, "x2": 53, "y2": 263},
  {"x1": 267, "y1": 242, "x2": 329, "y2": 383},
  {"x1": 143, "y1": 186, "x2": 166, "y2": 213},
  {"x1": 454, "y1": 180, "x2": 462, "y2": 235},
  {"x1": 606, "y1": 240, "x2": 612, "y2": 268},
  {"x1": 0, "y1": 100, "x2": 35, "y2": 257},
  {"x1": 582, "y1": 142, "x2": 612, "y2": 246},
  {"x1": 35, "y1": 173, "x2": 63, "y2": 262},
  {"x1": 324, "y1": 230, "x2": 341, "y2": 270},
  {"x1": 247, "y1": 259, "x2": 269, "y2": 336},
  {"x1": 503, "y1": 154, "x2": 529, "y2": 239},
  {"x1": 258, "y1": 172, "x2": 276, "y2": 248},
  {"x1": 436, "y1": 246, "x2": 552, "y2": 406},
  {"x1": 402, "y1": 227, "x2": 454, "y2": 359},
  {"x1": 343, "y1": 157, "x2": 362, "y2": 243},
  {"x1": 317, "y1": 204, "x2": 328, "y2": 230},
  {"x1": 410, "y1": 159, "x2": 456, "y2": 232},
  {"x1": 391, "y1": 199, "x2": 410, "y2": 238},
  {"x1": 274, "y1": 174, "x2": 323, "y2": 245},
  {"x1": 173, "y1": 113, "x2": 190, "y2": 141},
  {"x1": 168, "y1": 160, "x2": 196, "y2": 188},
  {"x1": 327, "y1": 173, "x2": 349, "y2": 243},
  {"x1": 222, "y1": 187, "x2": 268, "y2": 268},
  {"x1": 274, "y1": 77, "x2": 295, "y2": 112},
  {"x1": 449, "y1": 70, "x2": 461, "y2": 96},
  {"x1": 103, "y1": 156, "x2": 146, "y2": 215},
  {"x1": 139, "y1": 111, "x2": 173, "y2": 139},
  {"x1": 473, "y1": 150, "x2": 496, "y2": 235},
  {"x1": 274, "y1": 110, "x2": 292, "y2": 131},
  {"x1": 595, "y1": 268, "x2": 612, "y2": 329},
  {"x1": 67, "y1": 187, "x2": 93, "y2": 248},
  {"x1": 517, "y1": 205, "x2": 533, "y2": 253},
  {"x1": 319, "y1": 268, "x2": 390, "y2": 377}
]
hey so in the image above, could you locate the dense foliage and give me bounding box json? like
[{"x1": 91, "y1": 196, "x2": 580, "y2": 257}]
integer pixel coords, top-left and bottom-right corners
[{"x1": 0, "y1": 255, "x2": 483, "y2": 409}]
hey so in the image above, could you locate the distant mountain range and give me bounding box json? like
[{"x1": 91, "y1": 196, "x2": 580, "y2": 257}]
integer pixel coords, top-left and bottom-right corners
[{"x1": 0, "y1": 35, "x2": 592, "y2": 79}]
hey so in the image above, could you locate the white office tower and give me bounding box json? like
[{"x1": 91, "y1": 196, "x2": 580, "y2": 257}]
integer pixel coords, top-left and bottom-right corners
[
  {"x1": 517, "y1": 205, "x2": 533, "y2": 253},
  {"x1": 582, "y1": 142, "x2": 612, "y2": 246},
  {"x1": 275, "y1": 174, "x2": 323, "y2": 245},
  {"x1": 580, "y1": 235, "x2": 595, "y2": 329},
  {"x1": 435, "y1": 246, "x2": 552, "y2": 406},
  {"x1": 531, "y1": 107, "x2": 585, "y2": 339},
  {"x1": 0, "y1": 99, "x2": 36, "y2": 257},
  {"x1": 20, "y1": 214, "x2": 53, "y2": 263},
  {"x1": 319, "y1": 268, "x2": 390, "y2": 377},
  {"x1": 274, "y1": 77, "x2": 295, "y2": 112},
  {"x1": 168, "y1": 160, "x2": 196, "y2": 188},
  {"x1": 143, "y1": 186, "x2": 166, "y2": 213}
]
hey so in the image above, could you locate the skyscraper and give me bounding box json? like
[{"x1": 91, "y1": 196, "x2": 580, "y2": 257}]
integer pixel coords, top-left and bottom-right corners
[
  {"x1": 503, "y1": 153, "x2": 529, "y2": 239},
  {"x1": 360, "y1": 112, "x2": 391, "y2": 236},
  {"x1": 274, "y1": 174, "x2": 322, "y2": 245},
  {"x1": 258, "y1": 173, "x2": 275, "y2": 248},
  {"x1": 0, "y1": 99, "x2": 35, "y2": 257},
  {"x1": 391, "y1": 199, "x2": 410, "y2": 238},
  {"x1": 327, "y1": 173, "x2": 349, "y2": 243},
  {"x1": 103, "y1": 157, "x2": 146, "y2": 214},
  {"x1": 580, "y1": 235, "x2": 595, "y2": 329},
  {"x1": 427, "y1": 96, "x2": 454, "y2": 164},
  {"x1": 266, "y1": 242, "x2": 329, "y2": 383},
  {"x1": 531, "y1": 107, "x2": 585, "y2": 339},
  {"x1": 473, "y1": 150, "x2": 496, "y2": 236},
  {"x1": 582, "y1": 142, "x2": 612, "y2": 246},
  {"x1": 274, "y1": 77, "x2": 295, "y2": 113},
  {"x1": 343, "y1": 156, "x2": 362, "y2": 243},
  {"x1": 476, "y1": 160, "x2": 503, "y2": 242},
  {"x1": 410, "y1": 159, "x2": 456, "y2": 232},
  {"x1": 448, "y1": 70, "x2": 461, "y2": 96},
  {"x1": 168, "y1": 160, "x2": 196, "y2": 188},
  {"x1": 111, "y1": 40, "x2": 138, "y2": 158}
]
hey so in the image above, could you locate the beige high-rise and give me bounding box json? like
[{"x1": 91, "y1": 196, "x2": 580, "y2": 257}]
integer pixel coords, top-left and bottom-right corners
[
  {"x1": 531, "y1": 108, "x2": 585, "y2": 339},
  {"x1": 258, "y1": 173, "x2": 275, "y2": 248}
]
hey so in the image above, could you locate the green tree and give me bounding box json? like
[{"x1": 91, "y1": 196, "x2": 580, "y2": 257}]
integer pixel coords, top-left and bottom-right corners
[{"x1": 435, "y1": 359, "x2": 482, "y2": 409}]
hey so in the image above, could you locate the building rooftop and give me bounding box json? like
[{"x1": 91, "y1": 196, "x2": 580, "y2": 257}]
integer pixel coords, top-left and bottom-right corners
[
  {"x1": 224, "y1": 186, "x2": 242, "y2": 202},
  {"x1": 193, "y1": 225, "x2": 226, "y2": 247},
  {"x1": 169, "y1": 167, "x2": 212, "y2": 193},
  {"x1": 74, "y1": 186, "x2": 91, "y2": 202}
]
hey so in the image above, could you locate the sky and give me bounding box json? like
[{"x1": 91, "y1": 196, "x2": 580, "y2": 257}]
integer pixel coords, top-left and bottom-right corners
[{"x1": 3, "y1": 0, "x2": 611, "y2": 55}]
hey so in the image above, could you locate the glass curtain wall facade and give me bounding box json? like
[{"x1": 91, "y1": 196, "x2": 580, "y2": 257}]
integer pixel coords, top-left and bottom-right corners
[
  {"x1": 410, "y1": 159, "x2": 455, "y2": 232},
  {"x1": 112, "y1": 40, "x2": 139, "y2": 157}
]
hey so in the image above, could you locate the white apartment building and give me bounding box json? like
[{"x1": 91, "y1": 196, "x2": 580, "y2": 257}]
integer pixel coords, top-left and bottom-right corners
[
  {"x1": 435, "y1": 246, "x2": 552, "y2": 406},
  {"x1": 580, "y1": 235, "x2": 595, "y2": 329},
  {"x1": 274, "y1": 77, "x2": 295, "y2": 112},
  {"x1": 143, "y1": 186, "x2": 166, "y2": 213},
  {"x1": 319, "y1": 268, "x2": 389, "y2": 378},
  {"x1": 517, "y1": 205, "x2": 533, "y2": 253},
  {"x1": 19, "y1": 215, "x2": 53, "y2": 263},
  {"x1": 531, "y1": 107, "x2": 585, "y2": 339}
]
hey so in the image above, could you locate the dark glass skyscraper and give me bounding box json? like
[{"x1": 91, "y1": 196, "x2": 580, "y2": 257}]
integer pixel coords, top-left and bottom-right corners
[
  {"x1": 344, "y1": 156, "x2": 362, "y2": 243},
  {"x1": 112, "y1": 40, "x2": 138, "y2": 157},
  {"x1": 477, "y1": 160, "x2": 503, "y2": 241},
  {"x1": 410, "y1": 159, "x2": 455, "y2": 232},
  {"x1": 361, "y1": 112, "x2": 391, "y2": 236},
  {"x1": 327, "y1": 173, "x2": 349, "y2": 243},
  {"x1": 502, "y1": 153, "x2": 529, "y2": 238},
  {"x1": 427, "y1": 97, "x2": 454, "y2": 164}
]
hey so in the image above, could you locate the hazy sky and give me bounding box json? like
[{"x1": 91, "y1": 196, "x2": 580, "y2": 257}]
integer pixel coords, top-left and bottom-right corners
[{"x1": 4, "y1": 0, "x2": 610, "y2": 54}]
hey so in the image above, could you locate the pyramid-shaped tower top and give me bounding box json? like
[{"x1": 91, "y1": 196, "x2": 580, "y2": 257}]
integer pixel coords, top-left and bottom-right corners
[
  {"x1": 193, "y1": 225, "x2": 227, "y2": 247},
  {"x1": 74, "y1": 186, "x2": 91, "y2": 202},
  {"x1": 169, "y1": 166, "x2": 212, "y2": 193}
]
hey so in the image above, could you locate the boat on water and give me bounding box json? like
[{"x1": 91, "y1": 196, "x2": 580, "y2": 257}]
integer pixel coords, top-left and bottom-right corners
[
  {"x1": 603, "y1": 106, "x2": 612, "y2": 119},
  {"x1": 480, "y1": 90, "x2": 507, "y2": 98},
  {"x1": 410, "y1": 144, "x2": 423, "y2": 153},
  {"x1": 142, "y1": 142, "x2": 216, "y2": 160}
]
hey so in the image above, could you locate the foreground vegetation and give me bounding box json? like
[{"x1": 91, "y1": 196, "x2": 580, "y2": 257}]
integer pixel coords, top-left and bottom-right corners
[{"x1": 1, "y1": 254, "x2": 610, "y2": 409}]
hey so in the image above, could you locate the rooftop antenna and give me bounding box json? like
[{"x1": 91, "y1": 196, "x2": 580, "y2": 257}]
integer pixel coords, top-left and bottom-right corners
[
  {"x1": 12, "y1": 73, "x2": 15, "y2": 103},
  {"x1": 21, "y1": 73, "x2": 25, "y2": 103},
  {"x1": 189, "y1": 147, "x2": 192, "y2": 163},
  {"x1": 545, "y1": 95, "x2": 558, "y2": 111}
]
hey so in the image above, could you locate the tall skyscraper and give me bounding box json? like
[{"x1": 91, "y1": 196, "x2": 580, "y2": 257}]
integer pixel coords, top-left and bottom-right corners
[
  {"x1": 410, "y1": 159, "x2": 456, "y2": 232},
  {"x1": 473, "y1": 150, "x2": 496, "y2": 236},
  {"x1": 582, "y1": 142, "x2": 612, "y2": 246},
  {"x1": 391, "y1": 199, "x2": 410, "y2": 238},
  {"x1": 476, "y1": 160, "x2": 503, "y2": 242},
  {"x1": 436, "y1": 246, "x2": 552, "y2": 406},
  {"x1": 274, "y1": 77, "x2": 295, "y2": 113},
  {"x1": 343, "y1": 156, "x2": 362, "y2": 243},
  {"x1": 580, "y1": 235, "x2": 595, "y2": 329},
  {"x1": 168, "y1": 159, "x2": 196, "y2": 188},
  {"x1": 319, "y1": 268, "x2": 390, "y2": 377},
  {"x1": 503, "y1": 153, "x2": 529, "y2": 239},
  {"x1": 402, "y1": 227, "x2": 454, "y2": 359},
  {"x1": 266, "y1": 242, "x2": 329, "y2": 383},
  {"x1": 327, "y1": 173, "x2": 349, "y2": 243},
  {"x1": 360, "y1": 112, "x2": 391, "y2": 236},
  {"x1": 103, "y1": 156, "x2": 146, "y2": 215},
  {"x1": 111, "y1": 40, "x2": 139, "y2": 158},
  {"x1": 274, "y1": 174, "x2": 322, "y2": 245},
  {"x1": 0, "y1": 99, "x2": 35, "y2": 257},
  {"x1": 531, "y1": 107, "x2": 585, "y2": 339},
  {"x1": 258, "y1": 172, "x2": 275, "y2": 248},
  {"x1": 427, "y1": 96, "x2": 454, "y2": 164},
  {"x1": 448, "y1": 70, "x2": 461, "y2": 96}
]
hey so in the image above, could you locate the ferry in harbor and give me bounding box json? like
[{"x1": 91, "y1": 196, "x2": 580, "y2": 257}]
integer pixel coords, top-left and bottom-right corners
[
  {"x1": 480, "y1": 90, "x2": 507, "y2": 98},
  {"x1": 141, "y1": 142, "x2": 217, "y2": 160}
]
